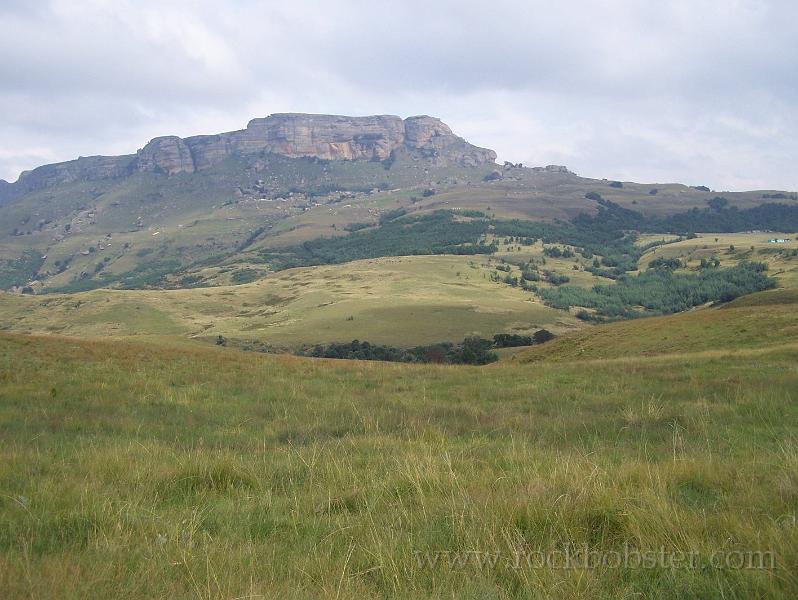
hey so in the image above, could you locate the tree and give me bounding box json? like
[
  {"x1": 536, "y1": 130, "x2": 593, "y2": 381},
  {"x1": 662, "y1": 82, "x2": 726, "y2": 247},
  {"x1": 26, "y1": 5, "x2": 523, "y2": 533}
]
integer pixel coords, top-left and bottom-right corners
[
  {"x1": 707, "y1": 197, "x2": 729, "y2": 211},
  {"x1": 533, "y1": 329, "x2": 555, "y2": 344},
  {"x1": 455, "y1": 337, "x2": 498, "y2": 365}
]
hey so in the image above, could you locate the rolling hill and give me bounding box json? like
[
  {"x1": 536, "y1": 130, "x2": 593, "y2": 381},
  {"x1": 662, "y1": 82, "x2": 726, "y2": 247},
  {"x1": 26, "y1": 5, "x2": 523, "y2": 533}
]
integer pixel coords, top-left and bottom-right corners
[
  {"x1": 2, "y1": 113, "x2": 797, "y2": 298},
  {"x1": 2, "y1": 113, "x2": 798, "y2": 598}
]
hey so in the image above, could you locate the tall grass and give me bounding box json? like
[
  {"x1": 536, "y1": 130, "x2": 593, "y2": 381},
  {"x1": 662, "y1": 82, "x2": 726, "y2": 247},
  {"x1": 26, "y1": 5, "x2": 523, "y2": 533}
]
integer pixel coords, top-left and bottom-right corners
[{"x1": 0, "y1": 333, "x2": 796, "y2": 598}]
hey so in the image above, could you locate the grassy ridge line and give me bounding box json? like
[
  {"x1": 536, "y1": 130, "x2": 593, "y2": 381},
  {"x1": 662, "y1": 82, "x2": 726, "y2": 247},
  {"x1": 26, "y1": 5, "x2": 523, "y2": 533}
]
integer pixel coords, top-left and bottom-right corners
[
  {"x1": 1, "y1": 331, "x2": 797, "y2": 598},
  {"x1": 509, "y1": 340, "x2": 798, "y2": 366},
  {"x1": 517, "y1": 288, "x2": 798, "y2": 363},
  {"x1": 0, "y1": 255, "x2": 578, "y2": 347}
]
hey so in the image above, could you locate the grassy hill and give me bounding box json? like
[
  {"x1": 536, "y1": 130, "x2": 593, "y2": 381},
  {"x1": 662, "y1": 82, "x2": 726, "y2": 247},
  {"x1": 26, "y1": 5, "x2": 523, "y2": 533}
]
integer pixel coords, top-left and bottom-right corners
[
  {"x1": 0, "y1": 255, "x2": 584, "y2": 348},
  {"x1": 515, "y1": 287, "x2": 798, "y2": 363},
  {"x1": 3, "y1": 147, "x2": 797, "y2": 293},
  {"x1": 1, "y1": 231, "x2": 795, "y2": 350},
  {"x1": 1, "y1": 305, "x2": 797, "y2": 598}
]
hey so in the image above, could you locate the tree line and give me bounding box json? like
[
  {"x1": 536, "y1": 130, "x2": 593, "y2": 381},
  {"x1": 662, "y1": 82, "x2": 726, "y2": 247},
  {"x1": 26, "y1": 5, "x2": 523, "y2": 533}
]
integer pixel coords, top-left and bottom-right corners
[{"x1": 297, "y1": 330, "x2": 555, "y2": 365}]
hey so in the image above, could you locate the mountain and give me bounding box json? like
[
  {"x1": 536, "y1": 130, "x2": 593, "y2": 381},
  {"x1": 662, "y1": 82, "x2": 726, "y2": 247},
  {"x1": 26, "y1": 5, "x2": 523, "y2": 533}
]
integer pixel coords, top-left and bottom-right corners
[
  {"x1": 1, "y1": 112, "x2": 797, "y2": 296},
  {"x1": 4, "y1": 114, "x2": 496, "y2": 195},
  {"x1": 0, "y1": 179, "x2": 11, "y2": 206}
]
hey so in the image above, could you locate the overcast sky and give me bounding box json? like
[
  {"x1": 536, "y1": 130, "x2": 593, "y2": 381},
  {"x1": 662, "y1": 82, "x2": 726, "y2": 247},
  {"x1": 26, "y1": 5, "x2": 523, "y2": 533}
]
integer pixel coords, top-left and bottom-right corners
[{"x1": 1, "y1": 0, "x2": 796, "y2": 190}]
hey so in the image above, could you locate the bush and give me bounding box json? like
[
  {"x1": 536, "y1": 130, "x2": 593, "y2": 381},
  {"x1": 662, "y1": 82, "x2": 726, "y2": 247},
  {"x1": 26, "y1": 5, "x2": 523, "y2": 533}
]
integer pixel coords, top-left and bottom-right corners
[
  {"x1": 378, "y1": 208, "x2": 407, "y2": 224},
  {"x1": 648, "y1": 257, "x2": 682, "y2": 270},
  {"x1": 543, "y1": 246, "x2": 562, "y2": 258},
  {"x1": 344, "y1": 222, "x2": 372, "y2": 232},
  {"x1": 521, "y1": 270, "x2": 540, "y2": 282},
  {"x1": 544, "y1": 271, "x2": 570, "y2": 285},
  {"x1": 298, "y1": 337, "x2": 498, "y2": 365},
  {"x1": 452, "y1": 337, "x2": 498, "y2": 365},
  {"x1": 493, "y1": 334, "x2": 534, "y2": 348},
  {"x1": 231, "y1": 269, "x2": 259, "y2": 284}
]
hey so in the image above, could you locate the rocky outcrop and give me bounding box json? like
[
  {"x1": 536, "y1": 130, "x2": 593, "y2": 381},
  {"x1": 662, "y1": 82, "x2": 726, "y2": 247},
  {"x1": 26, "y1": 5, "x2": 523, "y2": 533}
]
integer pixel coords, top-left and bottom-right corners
[
  {"x1": 404, "y1": 115, "x2": 452, "y2": 146},
  {"x1": 234, "y1": 114, "x2": 407, "y2": 161},
  {"x1": 531, "y1": 165, "x2": 573, "y2": 174},
  {"x1": 0, "y1": 179, "x2": 11, "y2": 205},
  {"x1": 136, "y1": 136, "x2": 195, "y2": 175},
  {"x1": 14, "y1": 155, "x2": 137, "y2": 194},
  {"x1": 5, "y1": 114, "x2": 497, "y2": 193},
  {"x1": 137, "y1": 113, "x2": 496, "y2": 175},
  {"x1": 403, "y1": 115, "x2": 497, "y2": 167}
]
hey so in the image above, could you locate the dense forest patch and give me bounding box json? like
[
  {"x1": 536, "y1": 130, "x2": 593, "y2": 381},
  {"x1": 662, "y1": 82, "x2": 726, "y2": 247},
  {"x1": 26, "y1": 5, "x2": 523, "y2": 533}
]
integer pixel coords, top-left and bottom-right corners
[{"x1": 538, "y1": 261, "x2": 776, "y2": 318}]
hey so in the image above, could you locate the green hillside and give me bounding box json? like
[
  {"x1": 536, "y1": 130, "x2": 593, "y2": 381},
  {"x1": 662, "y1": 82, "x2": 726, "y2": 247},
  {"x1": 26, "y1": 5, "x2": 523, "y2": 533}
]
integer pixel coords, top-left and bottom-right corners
[
  {"x1": 516, "y1": 286, "x2": 798, "y2": 363},
  {"x1": 3, "y1": 146, "x2": 797, "y2": 294},
  {"x1": 0, "y1": 255, "x2": 584, "y2": 347}
]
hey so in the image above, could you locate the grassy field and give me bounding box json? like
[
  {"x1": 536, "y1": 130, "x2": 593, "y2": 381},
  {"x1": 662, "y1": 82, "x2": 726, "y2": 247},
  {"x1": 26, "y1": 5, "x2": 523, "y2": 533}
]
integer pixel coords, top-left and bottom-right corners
[
  {"x1": 1, "y1": 232, "x2": 795, "y2": 351},
  {"x1": 2, "y1": 232, "x2": 797, "y2": 597},
  {"x1": 1, "y1": 307, "x2": 797, "y2": 598},
  {"x1": 516, "y1": 287, "x2": 798, "y2": 362},
  {"x1": 0, "y1": 255, "x2": 581, "y2": 348}
]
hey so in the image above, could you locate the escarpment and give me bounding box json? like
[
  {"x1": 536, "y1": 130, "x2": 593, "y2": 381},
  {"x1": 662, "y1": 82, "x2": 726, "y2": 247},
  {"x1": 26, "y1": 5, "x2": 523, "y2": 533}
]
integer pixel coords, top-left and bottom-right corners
[{"x1": 9, "y1": 114, "x2": 497, "y2": 193}]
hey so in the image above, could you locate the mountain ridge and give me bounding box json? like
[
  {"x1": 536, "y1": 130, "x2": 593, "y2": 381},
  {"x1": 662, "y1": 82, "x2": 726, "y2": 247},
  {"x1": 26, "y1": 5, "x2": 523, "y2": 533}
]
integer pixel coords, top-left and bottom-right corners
[{"x1": 2, "y1": 113, "x2": 497, "y2": 197}]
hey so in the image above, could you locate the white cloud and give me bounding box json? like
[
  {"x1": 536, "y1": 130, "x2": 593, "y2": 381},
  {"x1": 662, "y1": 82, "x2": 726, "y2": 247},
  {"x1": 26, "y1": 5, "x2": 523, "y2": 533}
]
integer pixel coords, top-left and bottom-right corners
[{"x1": 1, "y1": 0, "x2": 797, "y2": 190}]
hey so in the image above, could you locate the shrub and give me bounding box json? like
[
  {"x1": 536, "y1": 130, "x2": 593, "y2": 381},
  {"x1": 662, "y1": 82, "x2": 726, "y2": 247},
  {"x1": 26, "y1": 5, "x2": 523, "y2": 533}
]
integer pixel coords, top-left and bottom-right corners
[
  {"x1": 231, "y1": 269, "x2": 259, "y2": 284},
  {"x1": 493, "y1": 334, "x2": 534, "y2": 348},
  {"x1": 532, "y1": 329, "x2": 555, "y2": 344}
]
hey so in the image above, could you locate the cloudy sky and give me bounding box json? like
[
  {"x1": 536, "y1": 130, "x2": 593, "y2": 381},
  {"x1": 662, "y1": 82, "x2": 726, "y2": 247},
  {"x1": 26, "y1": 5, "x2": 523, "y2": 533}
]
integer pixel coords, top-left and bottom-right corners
[{"x1": 1, "y1": 0, "x2": 796, "y2": 190}]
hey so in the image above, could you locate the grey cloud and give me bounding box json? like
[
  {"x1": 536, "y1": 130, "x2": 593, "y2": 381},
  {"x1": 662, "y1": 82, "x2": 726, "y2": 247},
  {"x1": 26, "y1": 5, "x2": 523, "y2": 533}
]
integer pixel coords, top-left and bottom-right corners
[{"x1": 1, "y1": 0, "x2": 796, "y2": 190}]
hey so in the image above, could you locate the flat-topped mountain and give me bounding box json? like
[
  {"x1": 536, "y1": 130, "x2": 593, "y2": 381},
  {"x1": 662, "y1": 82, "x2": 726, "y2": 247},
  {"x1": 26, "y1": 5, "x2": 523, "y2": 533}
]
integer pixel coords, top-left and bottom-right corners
[
  {"x1": 1, "y1": 114, "x2": 496, "y2": 196},
  {"x1": 2, "y1": 110, "x2": 797, "y2": 296}
]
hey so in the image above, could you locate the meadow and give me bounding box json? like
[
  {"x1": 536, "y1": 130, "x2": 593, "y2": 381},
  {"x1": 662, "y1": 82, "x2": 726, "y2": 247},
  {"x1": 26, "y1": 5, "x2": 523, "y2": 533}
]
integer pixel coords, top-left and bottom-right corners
[
  {"x1": 0, "y1": 255, "x2": 580, "y2": 348},
  {"x1": 1, "y1": 285, "x2": 797, "y2": 598}
]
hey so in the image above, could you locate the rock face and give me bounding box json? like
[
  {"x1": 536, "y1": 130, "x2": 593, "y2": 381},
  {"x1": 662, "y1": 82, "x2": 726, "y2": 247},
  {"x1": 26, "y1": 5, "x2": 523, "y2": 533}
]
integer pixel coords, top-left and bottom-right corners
[
  {"x1": 6, "y1": 114, "x2": 497, "y2": 193},
  {"x1": 403, "y1": 115, "x2": 452, "y2": 146},
  {"x1": 15, "y1": 155, "x2": 137, "y2": 194},
  {"x1": 145, "y1": 113, "x2": 496, "y2": 174},
  {"x1": 235, "y1": 114, "x2": 407, "y2": 161},
  {"x1": 0, "y1": 180, "x2": 11, "y2": 204},
  {"x1": 136, "y1": 136, "x2": 195, "y2": 175}
]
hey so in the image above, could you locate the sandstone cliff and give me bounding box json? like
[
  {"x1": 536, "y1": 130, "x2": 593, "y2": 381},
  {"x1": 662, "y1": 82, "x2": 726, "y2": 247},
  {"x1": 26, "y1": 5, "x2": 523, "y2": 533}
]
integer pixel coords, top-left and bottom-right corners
[
  {"x1": 149, "y1": 113, "x2": 496, "y2": 175},
  {"x1": 7, "y1": 114, "x2": 497, "y2": 194},
  {"x1": 136, "y1": 136, "x2": 195, "y2": 175}
]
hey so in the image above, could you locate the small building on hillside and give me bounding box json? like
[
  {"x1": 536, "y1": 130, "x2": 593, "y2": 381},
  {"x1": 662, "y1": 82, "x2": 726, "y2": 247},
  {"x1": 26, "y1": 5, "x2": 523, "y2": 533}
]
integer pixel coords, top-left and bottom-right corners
[{"x1": 768, "y1": 238, "x2": 790, "y2": 243}]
